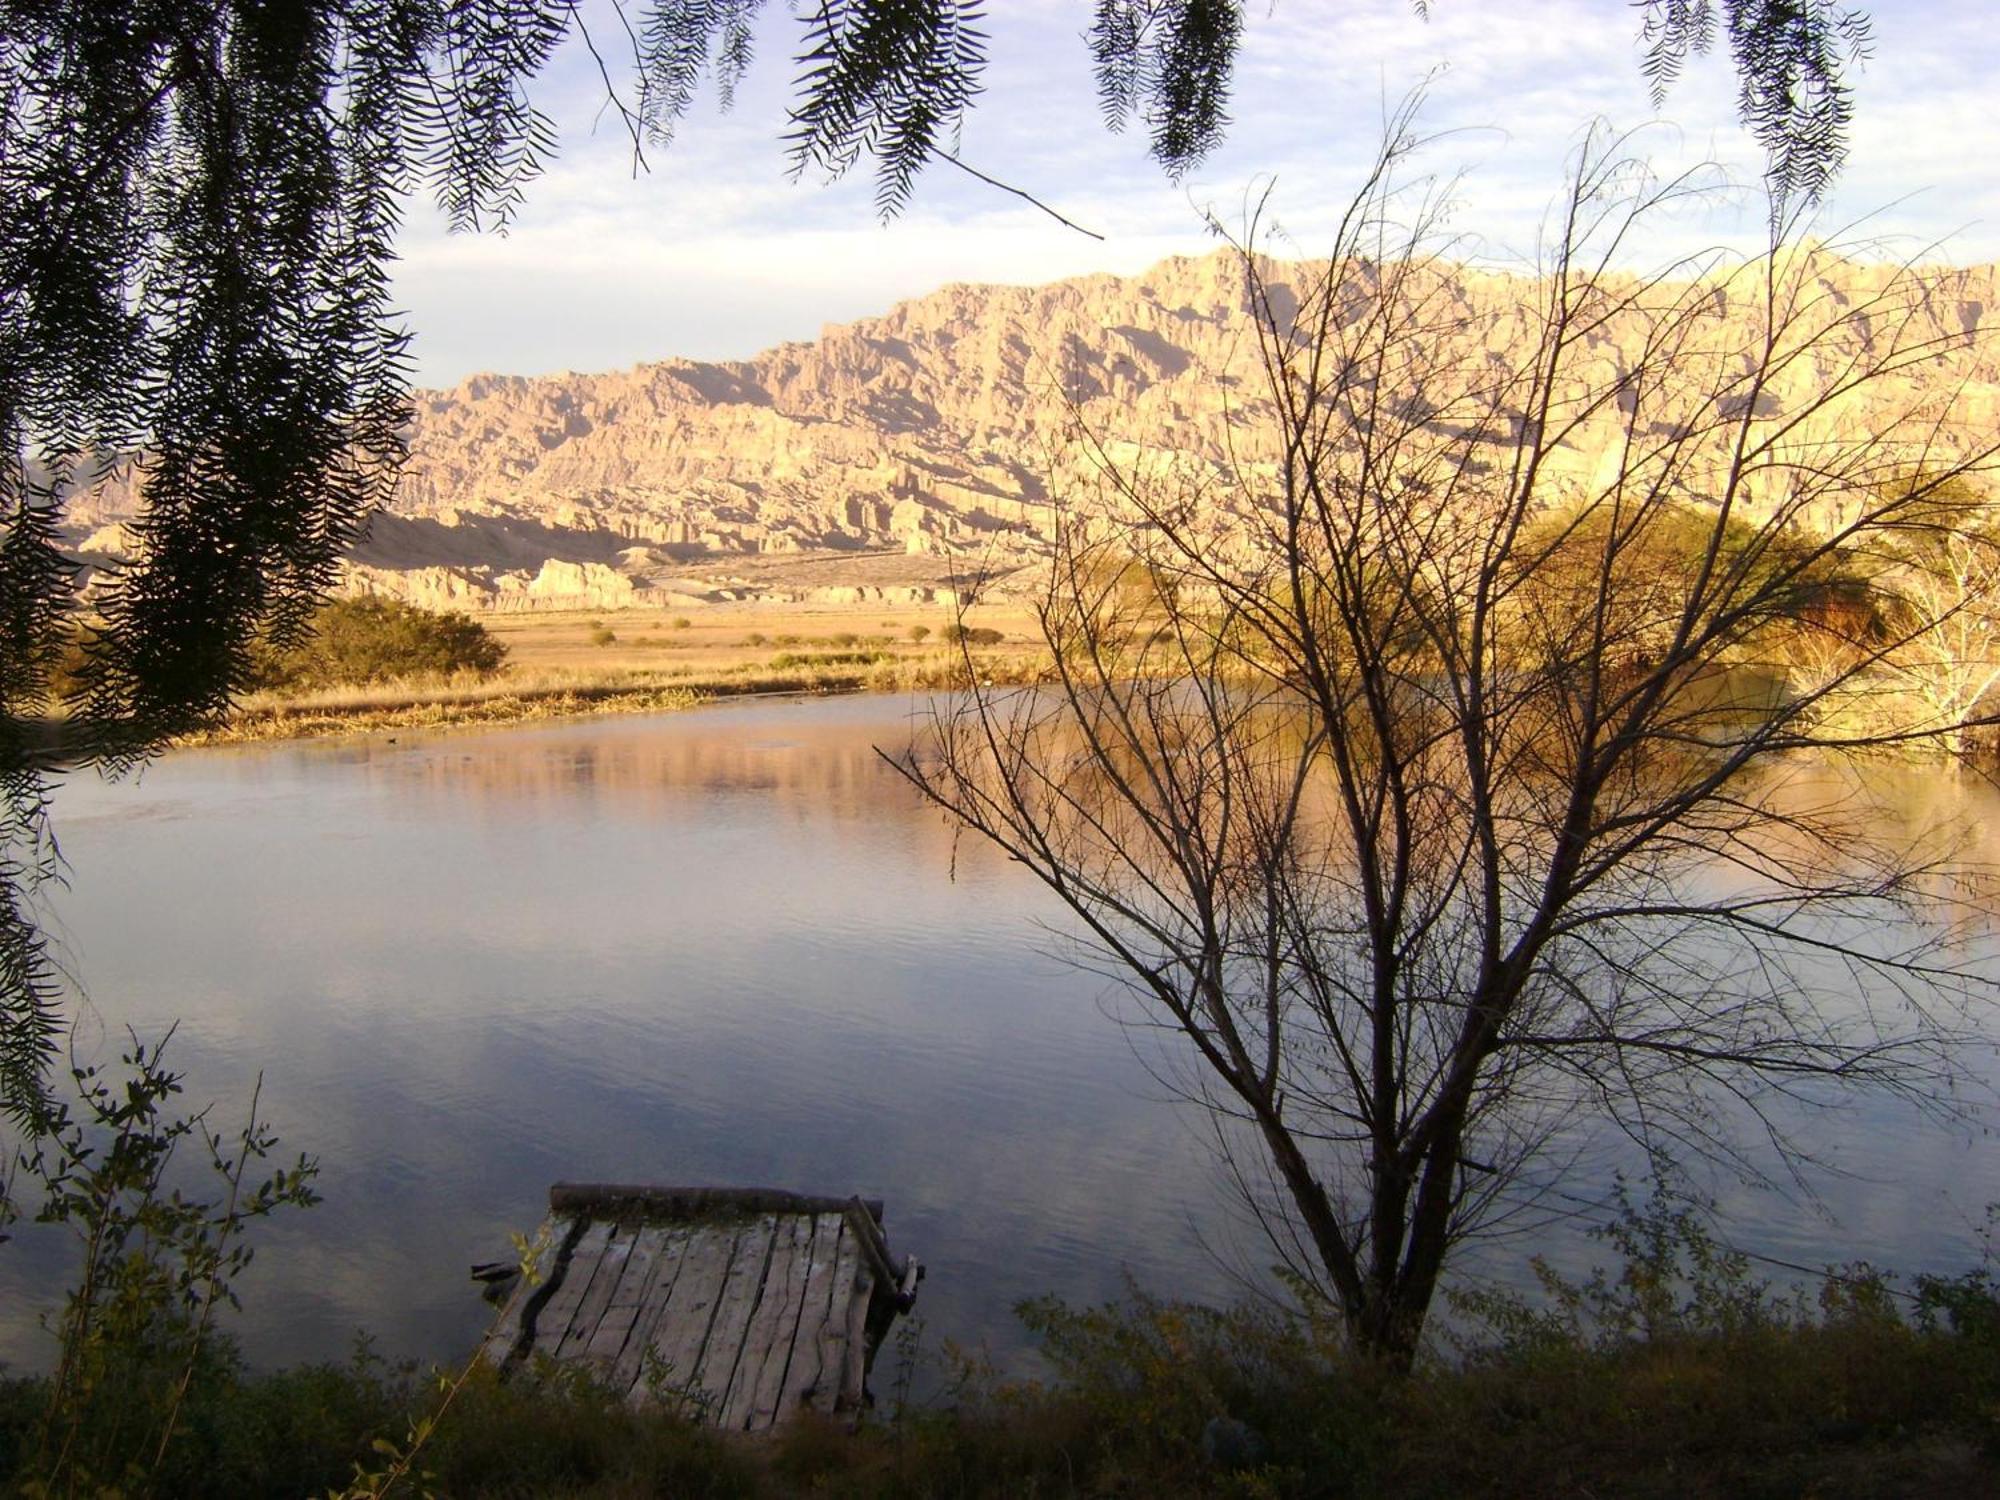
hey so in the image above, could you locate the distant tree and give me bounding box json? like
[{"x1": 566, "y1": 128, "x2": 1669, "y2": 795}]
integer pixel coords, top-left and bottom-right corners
[
  {"x1": 253, "y1": 597, "x2": 507, "y2": 691},
  {"x1": 1872, "y1": 481, "x2": 2000, "y2": 757}
]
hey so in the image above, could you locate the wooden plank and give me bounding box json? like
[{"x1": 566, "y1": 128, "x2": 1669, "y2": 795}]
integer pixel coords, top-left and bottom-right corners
[
  {"x1": 690, "y1": 1214, "x2": 781, "y2": 1418},
  {"x1": 476, "y1": 1212, "x2": 557, "y2": 1370},
  {"x1": 478, "y1": 1272, "x2": 536, "y2": 1369},
  {"x1": 774, "y1": 1213, "x2": 848, "y2": 1420},
  {"x1": 742, "y1": 1213, "x2": 831, "y2": 1431},
  {"x1": 838, "y1": 1261, "x2": 875, "y2": 1413},
  {"x1": 719, "y1": 1213, "x2": 811, "y2": 1431},
  {"x1": 552, "y1": 1183, "x2": 884, "y2": 1223},
  {"x1": 555, "y1": 1220, "x2": 640, "y2": 1362},
  {"x1": 809, "y1": 1223, "x2": 866, "y2": 1414},
  {"x1": 580, "y1": 1223, "x2": 672, "y2": 1372},
  {"x1": 609, "y1": 1223, "x2": 695, "y2": 1397},
  {"x1": 640, "y1": 1222, "x2": 744, "y2": 1415},
  {"x1": 526, "y1": 1219, "x2": 614, "y2": 1364},
  {"x1": 478, "y1": 1187, "x2": 913, "y2": 1431}
]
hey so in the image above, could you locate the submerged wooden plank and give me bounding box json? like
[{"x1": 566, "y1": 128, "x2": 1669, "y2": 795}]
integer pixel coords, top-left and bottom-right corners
[
  {"x1": 690, "y1": 1215, "x2": 781, "y2": 1416},
  {"x1": 720, "y1": 1213, "x2": 811, "y2": 1431}
]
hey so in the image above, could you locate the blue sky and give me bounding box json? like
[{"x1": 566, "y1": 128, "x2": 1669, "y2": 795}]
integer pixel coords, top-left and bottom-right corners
[{"x1": 391, "y1": 1, "x2": 2000, "y2": 387}]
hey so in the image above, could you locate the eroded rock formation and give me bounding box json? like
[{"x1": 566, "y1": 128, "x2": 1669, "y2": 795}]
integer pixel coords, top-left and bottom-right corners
[{"x1": 68, "y1": 248, "x2": 2000, "y2": 611}]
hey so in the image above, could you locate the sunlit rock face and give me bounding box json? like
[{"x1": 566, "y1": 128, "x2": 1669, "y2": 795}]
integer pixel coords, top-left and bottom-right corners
[{"x1": 69, "y1": 249, "x2": 2000, "y2": 611}]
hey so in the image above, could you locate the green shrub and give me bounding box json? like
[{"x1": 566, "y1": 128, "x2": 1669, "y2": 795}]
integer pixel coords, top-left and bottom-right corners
[
  {"x1": 939, "y1": 624, "x2": 1004, "y2": 647},
  {"x1": 769, "y1": 651, "x2": 888, "y2": 672},
  {"x1": 908, "y1": 624, "x2": 931, "y2": 643},
  {"x1": 589, "y1": 627, "x2": 617, "y2": 647},
  {"x1": 253, "y1": 597, "x2": 506, "y2": 691},
  {"x1": 743, "y1": 632, "x2": 768, "y2": 647},
  {"x1": 6, "y1": 1031, "x2": 321, "y2": 1495}
]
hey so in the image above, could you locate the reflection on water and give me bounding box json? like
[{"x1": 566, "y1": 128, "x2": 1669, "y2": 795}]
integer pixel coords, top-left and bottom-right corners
[{"x1": 2, "y1": 695, "x2": 1997, "y2": 1374}]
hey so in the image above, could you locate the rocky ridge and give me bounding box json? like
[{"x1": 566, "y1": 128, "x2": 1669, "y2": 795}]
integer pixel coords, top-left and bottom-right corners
[{"x1": 69, "y1": 249, "x2": 2000, "y2": 613}]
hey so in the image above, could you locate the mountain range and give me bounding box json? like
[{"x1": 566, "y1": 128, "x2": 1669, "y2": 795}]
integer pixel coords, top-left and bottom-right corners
[{"x1": 68, "y1": 248, "x2": 2000, "y2": 614}]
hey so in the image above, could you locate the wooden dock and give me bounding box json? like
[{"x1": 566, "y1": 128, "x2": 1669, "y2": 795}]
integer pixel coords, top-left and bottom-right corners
[{"x1": 475, "y1": 1184, "x2": 921, "y2": 1433}]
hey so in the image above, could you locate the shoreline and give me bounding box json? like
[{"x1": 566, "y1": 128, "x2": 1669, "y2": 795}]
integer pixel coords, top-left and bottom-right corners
[{"x1": 171, "y1": 651, "x2": 1052, "y2": 748}]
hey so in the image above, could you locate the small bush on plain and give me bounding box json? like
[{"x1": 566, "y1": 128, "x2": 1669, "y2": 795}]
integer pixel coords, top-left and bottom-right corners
[{"x1": 252, "y1": 598, "x2": 507, "y2": 690}]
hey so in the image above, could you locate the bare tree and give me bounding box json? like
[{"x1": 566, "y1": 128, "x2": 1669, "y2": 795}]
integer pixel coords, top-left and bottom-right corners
[
  {"x1": 895, "y1": 120, "x2": 1999, "y2": 1367},
  {"x1": 1875, "y1": 497, "x2": 2000, "y2": 757}
]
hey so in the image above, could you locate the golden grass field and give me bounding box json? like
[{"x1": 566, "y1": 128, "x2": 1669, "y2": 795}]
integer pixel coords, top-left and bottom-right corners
[
  {"x1": 479, "y1": 599, "x2": 1043, "y2": 676},
  {"x1": 179, "y1": 601, "x2": 1053, "y2": 746}
]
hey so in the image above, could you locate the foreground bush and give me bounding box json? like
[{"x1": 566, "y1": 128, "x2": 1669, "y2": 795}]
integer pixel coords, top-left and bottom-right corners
[
  {"x1": 5, "y1": 1189, "x2": 1997, "y2": 1496},
  {"x1": 253, "y1": 597, "x2": 507, "y2": 691},
  {"x1": 6, "y1": 1033, "x2": 1992, "y2": 1497}
]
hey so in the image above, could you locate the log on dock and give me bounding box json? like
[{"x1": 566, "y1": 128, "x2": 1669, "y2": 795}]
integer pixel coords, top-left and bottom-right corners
[{"x1": 476, "y1": 1183, "x2": 921, "y2": 1433}]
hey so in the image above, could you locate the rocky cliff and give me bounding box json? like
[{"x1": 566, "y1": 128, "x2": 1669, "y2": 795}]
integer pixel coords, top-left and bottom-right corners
[{"x1": 68, "y1": 248, "x2": 2000, "y2": 613}]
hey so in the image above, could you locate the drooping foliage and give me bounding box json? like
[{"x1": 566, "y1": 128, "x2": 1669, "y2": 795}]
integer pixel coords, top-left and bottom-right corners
[
  {"x1": 0, "y1": 0, "x2": 571, "y2": 1118},
  {"x1": 0, "y1": 0, "x2": 1884, "y2": 1121},
  {"x1": 634, "y1": 2, "x2": 1872, "y2": 219},
  {"x1": 1639, "y1": 0, "x2": 1872, "y2": 210}
]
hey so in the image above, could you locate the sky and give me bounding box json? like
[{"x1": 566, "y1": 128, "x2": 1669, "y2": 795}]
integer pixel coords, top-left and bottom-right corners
[{"x1": 390, "y1": 0, "x2": 2000, "y2": 388}]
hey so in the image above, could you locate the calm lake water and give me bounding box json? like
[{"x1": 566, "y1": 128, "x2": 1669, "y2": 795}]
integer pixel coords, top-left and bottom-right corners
[{"x1": 3, "y1": 694, "x2": 1997, "y2": 1376}]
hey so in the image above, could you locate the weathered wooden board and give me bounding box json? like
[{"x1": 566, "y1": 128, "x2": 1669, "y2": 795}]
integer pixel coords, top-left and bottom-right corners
[
  {"x1": 528, "y1": 1219, "x2": 614, "y2": 1363},
  {"x1": 611, "y1": 1223, "x2": 695, "y2": 1397},
  {"x1": 478, "y1": 1186, "x2": 917, "y2": 1434},
  {"x1": 689, "y1": 1215, "x2": 781, "y2": 1416},
  {"x1": 776, "y1": 1213, "x2": 849, "y2": 1419},
  {"x1": 556, "y1": 1221, "x2": 638, "y2": 1361},
  {"x1": 581, "y1": 1223, "x2": 671, "y2": 1372},
  {"x1": 809, "y1": 1222, "x2": 866, "y2": 1415},
  {"x1": 723, "y1": 1213, "x2": 813, "y2": 1431}
]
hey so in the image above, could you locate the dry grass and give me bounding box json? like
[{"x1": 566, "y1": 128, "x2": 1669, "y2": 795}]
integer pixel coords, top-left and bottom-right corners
[
  {"x1": 480, "y1": 602, "x2": 1041, "y2": 677},
  {"x1": 178, "y1": 633, "x2": 1054, "y2": 747}
]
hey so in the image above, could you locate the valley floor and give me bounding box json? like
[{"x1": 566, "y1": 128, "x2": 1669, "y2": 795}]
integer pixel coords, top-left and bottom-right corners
[{"x1": 177, "y1": 603, "x2": 1051, "y2": 746}]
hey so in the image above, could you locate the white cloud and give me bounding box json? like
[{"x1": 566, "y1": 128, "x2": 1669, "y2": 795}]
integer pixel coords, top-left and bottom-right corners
[{"x1": 391, "y1": 0, "x2": 2000, "y2": 385}]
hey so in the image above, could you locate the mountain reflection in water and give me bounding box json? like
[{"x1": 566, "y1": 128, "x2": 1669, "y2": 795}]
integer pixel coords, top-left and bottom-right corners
[{"x1": 2, "y1": 694, "x2": 1995, "y2": 1375}]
